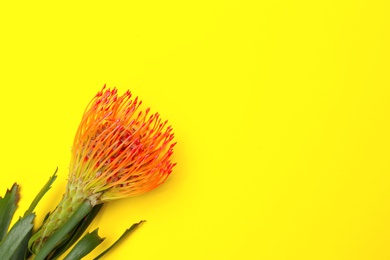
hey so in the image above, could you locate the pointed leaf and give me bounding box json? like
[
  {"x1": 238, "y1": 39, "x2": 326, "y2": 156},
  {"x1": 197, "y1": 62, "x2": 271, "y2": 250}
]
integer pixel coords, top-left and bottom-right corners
[
  {"x1": 0, "y1": 214, "x2": 35, "y2": 260},
  {"x1": 93, "y1": 220, "x2": 145, "y2": 260},
  {"x1": 24, "y1": 168, "x2": 58, "y2": 217},
  {"x1": 63, "y1": 229, "x2": 104, "y2": 260},
  {"x1": 0, "y1": 183, "x2": 20, "y2": 241}
]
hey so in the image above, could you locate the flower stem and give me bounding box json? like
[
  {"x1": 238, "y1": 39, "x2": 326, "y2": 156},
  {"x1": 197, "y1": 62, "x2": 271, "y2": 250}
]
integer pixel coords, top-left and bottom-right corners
[
  {"x1": 33, "y1": 199, "x2": 94, "y2": 260},
  {"x1": 29, "y1": 181, "x2": 88, "y2": 254}
]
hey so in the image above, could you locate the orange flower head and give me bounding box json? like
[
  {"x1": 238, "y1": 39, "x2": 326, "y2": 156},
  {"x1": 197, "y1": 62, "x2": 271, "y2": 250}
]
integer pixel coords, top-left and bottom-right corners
[{"x1": 69, "y1": 85, "x2": 176, "y2": 203}]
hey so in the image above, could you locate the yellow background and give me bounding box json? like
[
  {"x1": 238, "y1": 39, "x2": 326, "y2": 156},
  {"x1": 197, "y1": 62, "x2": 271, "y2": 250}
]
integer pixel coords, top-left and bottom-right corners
[{"x1": 1, "y1": 1, "x2": 390, "y2": 259}]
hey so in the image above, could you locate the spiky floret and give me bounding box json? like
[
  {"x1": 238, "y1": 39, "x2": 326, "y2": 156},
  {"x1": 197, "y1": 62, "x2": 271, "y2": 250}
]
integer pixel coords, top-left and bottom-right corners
[{"x1": 30, "y1": 86, "x2": 176, "y2": 253}]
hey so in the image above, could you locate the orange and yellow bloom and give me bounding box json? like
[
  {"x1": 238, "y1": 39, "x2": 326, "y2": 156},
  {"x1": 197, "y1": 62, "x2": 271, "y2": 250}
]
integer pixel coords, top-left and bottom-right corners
[{"x1": 70, "y1": 86, "x2": 176, "y2": 202}]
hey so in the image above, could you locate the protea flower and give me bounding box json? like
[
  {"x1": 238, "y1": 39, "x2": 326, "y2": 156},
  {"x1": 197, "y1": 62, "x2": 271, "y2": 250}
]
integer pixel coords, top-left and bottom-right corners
[{"x1": 30, "y1": 86, "x2": 176, "y2": 253}]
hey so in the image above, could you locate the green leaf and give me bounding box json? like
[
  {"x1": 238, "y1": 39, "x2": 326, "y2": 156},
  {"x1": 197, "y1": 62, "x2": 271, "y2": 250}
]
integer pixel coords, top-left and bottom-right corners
[
  {"x1": 48, "y1": 204, "x2": 103, "y2": 259},
  {"x1": 9, "y1": 229, "x2": 32, "y2": 260},
  {"x1": 0, "y1": 214, "x2": 35, "y2": 260},
  {"x1": 0, "y1": 183, "x2": 20, "y2": 242},
  {"x1": 63, "y1": 229, "x2": 104, "y2": 260},
  {"x1": 33, "y1": 199, "x2": 93, "y2": 260},
  {"x1": 24, "y1": 168, "x2": 58, "y2": 217},
  {"x1": 93, "y1": 220, "x2": 145, "y2": 260}
]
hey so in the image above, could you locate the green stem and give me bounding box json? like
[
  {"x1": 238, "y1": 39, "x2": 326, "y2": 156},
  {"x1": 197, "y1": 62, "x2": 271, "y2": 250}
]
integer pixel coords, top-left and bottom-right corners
[
  {"x1": 33, "y1": 199, "x2": 93, "y2": 260},
  {"x1": 29, "y1": 181, "x2": 88, "y2": 254}
]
